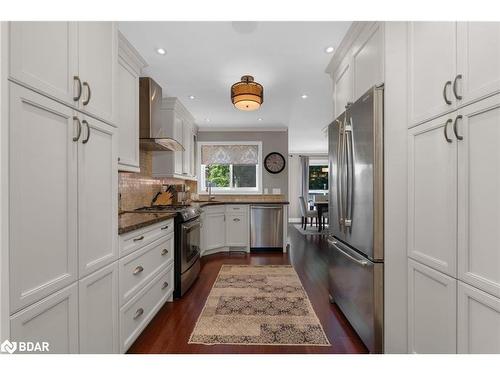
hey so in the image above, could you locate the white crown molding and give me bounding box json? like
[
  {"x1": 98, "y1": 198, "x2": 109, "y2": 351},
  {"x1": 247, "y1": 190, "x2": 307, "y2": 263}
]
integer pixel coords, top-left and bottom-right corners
[{"x1": 118, "y1": 31, "x2": 148, "y2": 73}]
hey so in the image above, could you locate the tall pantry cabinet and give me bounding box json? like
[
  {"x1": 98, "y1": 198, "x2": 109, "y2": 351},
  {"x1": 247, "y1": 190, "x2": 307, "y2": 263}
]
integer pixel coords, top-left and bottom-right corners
[
  {"x1": 7, "y1": 22, "x2": 119, "y2": 353},
  {"x1": 407, "y1": 21, "x2": 500, "y2": 354}
]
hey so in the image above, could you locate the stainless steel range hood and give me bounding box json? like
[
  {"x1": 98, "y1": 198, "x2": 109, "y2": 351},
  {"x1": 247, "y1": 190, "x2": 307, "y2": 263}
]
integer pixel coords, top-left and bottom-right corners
[{"x1": 139, "y1": 77, "x2": 184, "y2": 152}]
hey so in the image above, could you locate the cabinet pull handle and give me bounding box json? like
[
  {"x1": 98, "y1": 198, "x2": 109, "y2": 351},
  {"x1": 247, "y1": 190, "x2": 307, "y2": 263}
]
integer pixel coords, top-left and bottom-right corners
[
  {"x1": 443, "y1": 81, "x2": 452, "y2": 105},
  {"x1": 161, "y1": 225, "x2": 169, "y2": 230},
  {"x1": 133, "y1": 308, "x2": 144, "y2": 320},
  {"x1": 72, "y1": 116, "x2": 82, "y2": 142},
  {"x1": 133, "y1": 265, "x2": 144, "y2": 275},
  {"x1": 133, "y1": 235, "x2": 144, "y2": 242},
  {"x1": 82, "y1": 120, "x2": 90, "y2": 144},
  {"x1": 453, "y1": 74, "x2": 463, "y2": 100},
  {"x1": 453, "y1": 115, "x2": 464, "y2": 140},
  {"x1": 444, "y1": 119, "x2": 453, "y2": 143},
  {"x1": 161, "y1": 248, "x2": 169, "y2": 256},
  {"x1": 233, "y1": 218, "x2": 240, "y2": 222},
  {"x1": 73, "y1": 76, "x2": 82, "y2": 101},
  {"x1": 162, "y1": 281, "x2": 169, "y2": 290},
  {"x1": 82, "y1": 82, "x2": 91, "y2": 105}
]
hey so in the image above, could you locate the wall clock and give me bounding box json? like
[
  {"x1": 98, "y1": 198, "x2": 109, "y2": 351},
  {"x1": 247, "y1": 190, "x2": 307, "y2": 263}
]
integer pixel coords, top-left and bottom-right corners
[{"x1": 264, "y1": 152, "x2": 286, "y2": 174}]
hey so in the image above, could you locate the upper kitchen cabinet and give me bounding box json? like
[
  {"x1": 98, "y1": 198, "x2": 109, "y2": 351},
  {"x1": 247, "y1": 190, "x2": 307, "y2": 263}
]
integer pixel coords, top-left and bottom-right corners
[
  {"x1": 408, "y1": 22, "x2": 457, "y2": 127},
  {"x1": 332, "y1": 57, "x2": 353, "y2": 118},
  {"x1": 152, "y1": 97, "x2": 197, "y2": 180},
  {"x1": 77, "y1": 22, "x2": 118, "y2": 124},
  {"x1": 117, "y1": 32, "x2": 147, "y2": 172},
  {"x1": 9, "y1": 21, "x2": 118, "y2": 125},
  {"x1": 456, "y1": 22, "x2": 500, "y2": 107}
]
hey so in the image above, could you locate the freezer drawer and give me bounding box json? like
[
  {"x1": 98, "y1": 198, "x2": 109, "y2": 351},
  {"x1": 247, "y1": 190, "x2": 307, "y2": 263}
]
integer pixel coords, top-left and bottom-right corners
[
  {"x1": 328, "y1": 237, "x2": 383, "y2": 353},
  {"x1": 250, "y1": 205, "x2": 283, "y2": 249}
]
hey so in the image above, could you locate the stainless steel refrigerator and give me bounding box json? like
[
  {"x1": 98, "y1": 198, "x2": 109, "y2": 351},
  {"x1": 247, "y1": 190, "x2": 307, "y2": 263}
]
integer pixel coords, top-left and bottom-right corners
[{"x1": 327, "y1": 85, "x2": 384, "y2": 353}]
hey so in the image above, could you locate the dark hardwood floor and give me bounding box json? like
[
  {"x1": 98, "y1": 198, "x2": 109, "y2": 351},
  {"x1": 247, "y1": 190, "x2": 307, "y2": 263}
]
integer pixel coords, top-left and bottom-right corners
[{"x1": 127, "y1": 225, "x2": 368, "y2": 354}]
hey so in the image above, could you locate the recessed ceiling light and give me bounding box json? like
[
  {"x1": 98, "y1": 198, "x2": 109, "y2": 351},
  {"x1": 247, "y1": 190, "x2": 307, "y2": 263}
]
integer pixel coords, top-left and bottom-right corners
[
  {"x1": 156, "y1": 48, "x2": 166, "y2": 55},
  {"x1": 258, "y1": 118, "x2": 263, "y2": 121},
  {"x1": 325, "y1": 46, "x2": 335, "y2": 54},
  {"x1": 301, "y1": 94, "x2": 308, "y2": 99},
  {"x1": 188, "y1": 95, "x2": 195, "y2": 100},
  {"x1": 205, "y1": 118, "x2": 210, "y2": 123}
]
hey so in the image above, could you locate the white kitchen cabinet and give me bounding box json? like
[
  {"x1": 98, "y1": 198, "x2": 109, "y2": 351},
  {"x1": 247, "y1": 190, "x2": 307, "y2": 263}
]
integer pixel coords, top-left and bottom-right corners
[
  {"x1": 407, "y1": 114, "x2": 457, "y2": 277},
  {"x1": 201, "y1": 206, "x2": 226, "y2": 252},
  {"x1": 333, "y1": 57, "x2": 352, "y2": 118},
  {"x1": 117, "y1": 32, "x2": 146, "y2": 172},
  {"x1": 182, "y1": 121, "x2": 192, "y2": 175},
  {"x1": 9, "y1": 22, "x2": 78, "y2": 105},
  {"x1": 78, "y1": 262, "x2": 119, "y2": 354},
  {"x1": 408, "y1": 22, "x2": 457, "y2": 126},
  {"x1": 457, "y1": 281, "x2": 500, "y2": 354},
  {"x1": 225, "y1": 206, "x2": 249, "y2": 247},
  {"x1": 408, "y1": 259, "x2": 457, "y2": 354},
  {"x1": 77, "y1": 22, "x2": 117, "y2": 124},
  {"x1": 457, "y1": 94, "x2": 500, "y2": 297},
  {"x1": 78, "y1": 114, "x2": 118, "y2": 277},
  {"x1": 10, "y1": 283, "x2": 79, "y2": 354},
  {"x1": 9, "y1": 83, "x2": 78, "y2": 313},
  {"x1": 352, "y1": 23, "x2": 384, "y2": 99},
  {"x1": 457, "y1": 22, "x2": 500, "y2": 107}
]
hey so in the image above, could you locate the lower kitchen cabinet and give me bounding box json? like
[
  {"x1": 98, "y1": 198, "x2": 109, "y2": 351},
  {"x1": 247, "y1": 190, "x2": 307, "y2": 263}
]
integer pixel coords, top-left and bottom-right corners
[
  {"x1": 78, "y1": 262, "x2": 119, "y2": 354},
  {"x1": 458, "y1": 281, "x2": 500, "y2": 354},
  {"x1": 225, "y1": 205, "x2": 249, "y2": 247},
  {"x1": 10, "y1": 283, "x2": 79, "y2": 354},
  {"x1": 201, "y1": 206, "x2": 226, "y2": 252},
  {"x1": 408, "y1": 259, "x2": 457, "y2": 353}
]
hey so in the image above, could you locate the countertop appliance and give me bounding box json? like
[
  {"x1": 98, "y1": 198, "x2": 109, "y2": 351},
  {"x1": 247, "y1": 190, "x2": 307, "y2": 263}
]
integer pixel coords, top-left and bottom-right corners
[
  {"x1": 139, "y1": 77, "x2": 184, "y2": 152},
  {"x1": 134, "y1": 205, "x2": 201, "y2": 298},
  {"x1": 250, "y1": 205, "x2": 283, "y2": 250},
  {"x1": 327, "y1": 84, "x2": 384, "y2": 353}
]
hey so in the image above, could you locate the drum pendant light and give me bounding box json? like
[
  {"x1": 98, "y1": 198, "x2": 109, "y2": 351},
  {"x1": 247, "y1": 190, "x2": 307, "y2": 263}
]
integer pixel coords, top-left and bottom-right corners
[{"x1": 231, "y1": 75, "x2": 263, "y2": 111}]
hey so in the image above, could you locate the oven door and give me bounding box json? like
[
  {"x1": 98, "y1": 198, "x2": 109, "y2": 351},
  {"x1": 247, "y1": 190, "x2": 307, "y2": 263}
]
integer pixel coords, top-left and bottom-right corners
[{"x1": 180, "y1": 218, "x2": 201, "y2": 273}]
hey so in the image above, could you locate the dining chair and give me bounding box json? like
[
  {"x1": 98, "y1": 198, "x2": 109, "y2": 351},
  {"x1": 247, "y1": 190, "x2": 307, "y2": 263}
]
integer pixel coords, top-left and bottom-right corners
[{"x1": 299, "y1": 196, "x2": 317, "y2": 229}]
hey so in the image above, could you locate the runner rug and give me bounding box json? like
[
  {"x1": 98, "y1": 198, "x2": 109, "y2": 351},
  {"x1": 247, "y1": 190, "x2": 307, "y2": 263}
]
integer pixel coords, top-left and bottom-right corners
[{"x1": 188, "y1": 265, "x2": 330, "y2": 346}]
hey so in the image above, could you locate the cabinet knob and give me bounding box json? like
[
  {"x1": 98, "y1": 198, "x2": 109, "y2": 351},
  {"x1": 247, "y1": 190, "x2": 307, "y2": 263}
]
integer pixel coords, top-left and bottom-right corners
[
  {"x1": 161, "y1": 225, "x2": 169, "y2": 230},
  {"x1": 233, "y1": 218, "x2": 240, "y2": 222},
  {"x1": 161, "y1": 248, "x2": 169, "y2": 256},
  {"x1": 133, "y1": 235, "x2": 144, "y2": 242},
  {"x1": 133, "y1": 308, "x2": 144, "y2": 320},
  {"x1": 162, "y1": 281, "x2": 169, "y2": 290},
  {"x1": 133, "y1": 265, "x2": 144, "y2": 275}
]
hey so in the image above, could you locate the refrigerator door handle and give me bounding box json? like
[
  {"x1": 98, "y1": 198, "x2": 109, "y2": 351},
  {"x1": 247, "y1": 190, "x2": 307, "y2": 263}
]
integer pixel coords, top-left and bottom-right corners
[
  {"x1": 327, "y1": 238, "x2": 369, "y2": 266},
  {"x1": 336, "y1": 118, "x2": 345, "y2": 229},
  {"x1": 344, "y1": 117, "x2": 354, "y2": 228}
]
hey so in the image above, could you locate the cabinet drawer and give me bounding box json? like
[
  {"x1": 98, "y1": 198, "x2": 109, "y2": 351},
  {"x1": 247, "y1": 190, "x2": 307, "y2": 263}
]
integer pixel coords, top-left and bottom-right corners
[
  {"x1": 119, "y1": 233, "x2": 174, "y2": 305},
  {"x1": 202, "y1": 205, "x2": 225, "y2": 214},
  {"x1": 120, "y1": 264, "x2": 174, "y2": 352},
  {"x1": 226, "y1": 204, "x2": 248, "y2": 213},
  {"x1": 119, "y1": 218, "x2": 174, "y2": 257}
]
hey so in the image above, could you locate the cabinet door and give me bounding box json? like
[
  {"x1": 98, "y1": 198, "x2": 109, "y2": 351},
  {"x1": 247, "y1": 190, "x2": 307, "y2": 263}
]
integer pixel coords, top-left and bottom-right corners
[
  {"x1": 226, "y1": 213, "x2": 249, "y2": 247},
  {"x1": 79, "y1": 261, "x2": 119, "y2": 354},
  {"x1": 333, "y1": 57, "x2": 352, "y2": 118},
  {"x1": 408, "y1": 114, "x2": 457, "y2": 276},
  {"x1": 202, "y1": 211, "x2": 226, "y2": 251},
  {"x1": 182, "y1": 122, "x2": 191, "y2": 176},
  {"x1": 408, "y1": 259, "x2": 457, "y2": 354},
  {"x1": 9, "y1": 84, "x2": 78, "y2": 313},
  {"x1": 10, "y1": 283, "x2": 79, "y2": 354},
  {"x1": 10, "y1": 22, "x2": 78, "y2": 105},
  {"x1": 78, "y1": 115, "x2": 118, "y2": 277},
  {"x1": 457, "y1": 94, "x2": 500, "y2": 297},
  {"x1": 457, "y1": 281, "x2": 500, "y2": 354},
  {"x1": 408, "y1": 22, "x2": 457, "y2": 126},
  {"x1": 77, "y1": 22, "x2": 117, "y2": 124},
  {"x1": 117, "y1": 54, "x2": 140, "y2": 172},
  {"x1": 457, "y1": 22, "x2": 500, "y2": 106},
  {"x1": 173, "y1": 116, "x2": 184, "y2": 175}
]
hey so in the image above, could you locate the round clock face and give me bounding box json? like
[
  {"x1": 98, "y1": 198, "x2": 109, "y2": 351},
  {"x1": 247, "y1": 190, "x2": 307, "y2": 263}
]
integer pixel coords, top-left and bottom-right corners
[{"x1": 264, "y1": 152, "x2": 286, "y2": 174}]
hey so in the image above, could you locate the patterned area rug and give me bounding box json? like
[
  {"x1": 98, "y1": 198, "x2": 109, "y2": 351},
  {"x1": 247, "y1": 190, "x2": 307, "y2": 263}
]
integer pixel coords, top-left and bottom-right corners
[{"x1": 188, "y1": 265, "x2": 330, "y2": 346}]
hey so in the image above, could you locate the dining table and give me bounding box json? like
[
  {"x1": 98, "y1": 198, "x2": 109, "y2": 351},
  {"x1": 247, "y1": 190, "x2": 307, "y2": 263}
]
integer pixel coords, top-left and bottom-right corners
[{"x1": 313, "y1": 201, "x2": 329, "y2": 232}]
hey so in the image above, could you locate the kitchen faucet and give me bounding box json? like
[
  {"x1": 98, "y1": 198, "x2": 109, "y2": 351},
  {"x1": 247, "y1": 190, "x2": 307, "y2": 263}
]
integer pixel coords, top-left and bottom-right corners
[{"x1": 206, "y1": 181, "x2": 216, "y2": 201}]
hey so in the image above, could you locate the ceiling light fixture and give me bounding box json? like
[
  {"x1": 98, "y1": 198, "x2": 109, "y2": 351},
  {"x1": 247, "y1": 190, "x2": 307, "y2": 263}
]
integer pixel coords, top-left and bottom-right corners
[
  {"x1": 231, "y1": 75, "x2": 263, "y2": 111},
  {"x1": 205, "y1": 118, "x2": 210, "y2": 123},
  {"x1": 188, "y1": 95, "x2": 195, "y2": 100},
  {"x1": 156, "y1": 48, "x2": 166, "y2": 55},
  {"x1": 301, "y1": 94, "x2": 308, "y2": 99},
  {"x1": 325, "y1": 46, "x2": 334, "y2": 54},
  {"x1": 258, "y1": 118, "x2": 263, "y2": 121}
]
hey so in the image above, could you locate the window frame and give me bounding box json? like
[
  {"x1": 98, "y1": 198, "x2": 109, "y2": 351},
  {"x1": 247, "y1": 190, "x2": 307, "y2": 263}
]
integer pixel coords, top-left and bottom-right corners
[
  {"x1": 308, "y1": 160, "x2": 329, "y2": 194},
  {"x1": 197, "y1": 141, "x2": 263, "y2": 195}
]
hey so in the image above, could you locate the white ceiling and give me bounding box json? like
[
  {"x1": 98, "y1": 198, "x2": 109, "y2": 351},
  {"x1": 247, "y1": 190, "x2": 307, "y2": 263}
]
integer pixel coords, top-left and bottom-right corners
[{"x1": 118, "y1": 21, "x2": 351, "y2": 153}]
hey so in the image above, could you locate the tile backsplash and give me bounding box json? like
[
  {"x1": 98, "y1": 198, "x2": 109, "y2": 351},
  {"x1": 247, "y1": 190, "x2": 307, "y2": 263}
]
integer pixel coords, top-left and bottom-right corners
[{"x1": 119, "y1": 150, "x2": 194, "y2": 212}]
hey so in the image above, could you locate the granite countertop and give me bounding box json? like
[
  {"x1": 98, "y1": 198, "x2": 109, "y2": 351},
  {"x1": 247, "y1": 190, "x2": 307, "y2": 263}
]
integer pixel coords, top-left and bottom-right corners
[
  {"x1": 192, "y1": 200, "x2": 289, "y2": 207},
  {"x1": 118, "y1": 212, "x2": 176, "y2": 235}
]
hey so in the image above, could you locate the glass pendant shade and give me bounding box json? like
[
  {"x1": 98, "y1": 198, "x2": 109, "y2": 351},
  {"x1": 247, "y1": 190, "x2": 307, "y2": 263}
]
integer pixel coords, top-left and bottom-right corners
[{"x1": 231, "y1": 75, "x2": 263, "y2": 111}]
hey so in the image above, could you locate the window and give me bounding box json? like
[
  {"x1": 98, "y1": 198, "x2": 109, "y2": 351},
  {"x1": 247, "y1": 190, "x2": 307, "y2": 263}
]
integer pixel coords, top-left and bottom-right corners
[
  {"x1": 198, "y1": 142, "x2": 262, "y2": 194},
  {"x1": 308, "y1": 165, "x2": 328, "y2": 194}
]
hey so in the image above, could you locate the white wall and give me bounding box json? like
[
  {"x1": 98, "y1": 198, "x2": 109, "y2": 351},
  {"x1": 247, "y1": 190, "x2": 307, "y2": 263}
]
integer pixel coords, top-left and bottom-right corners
[
  {"x1": 383, "y1": 21, "x2": 409, "y2": 353},
  {"x1": 288, "y1": 154, "x2": 301, "y2": 221}
]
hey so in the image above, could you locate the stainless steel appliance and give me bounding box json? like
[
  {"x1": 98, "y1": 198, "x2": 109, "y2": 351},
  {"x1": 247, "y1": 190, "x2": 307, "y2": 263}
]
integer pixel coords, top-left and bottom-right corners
[
  {"x1": 327, "y1": 85, "x2": 384, "y2": 353},
  {"x1": 250, "y1": 205, "x2": 283, "y2": 250},
  {"x1": 134, "y1": 205, "x2": 201, "y2": 298}
]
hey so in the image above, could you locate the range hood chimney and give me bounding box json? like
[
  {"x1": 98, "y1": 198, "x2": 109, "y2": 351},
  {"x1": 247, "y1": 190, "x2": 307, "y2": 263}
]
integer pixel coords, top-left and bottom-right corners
[{"x1": 139, "y1": 77, "x2": 184, "y2": 152}]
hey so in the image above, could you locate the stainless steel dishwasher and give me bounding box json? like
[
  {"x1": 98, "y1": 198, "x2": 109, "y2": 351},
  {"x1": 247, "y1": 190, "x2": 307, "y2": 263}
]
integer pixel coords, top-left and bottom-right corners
[{"x1": 250, "y1": 205, "x2": 283, "y2": 250}]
